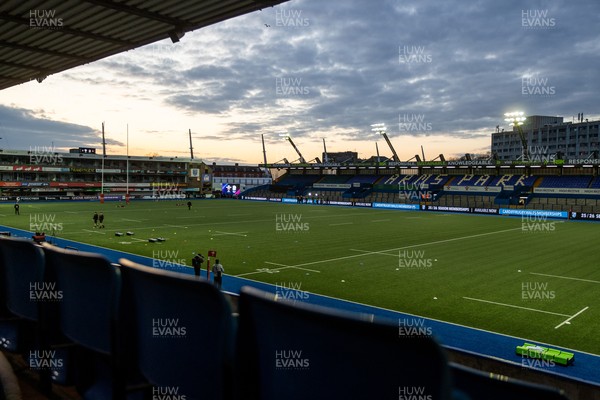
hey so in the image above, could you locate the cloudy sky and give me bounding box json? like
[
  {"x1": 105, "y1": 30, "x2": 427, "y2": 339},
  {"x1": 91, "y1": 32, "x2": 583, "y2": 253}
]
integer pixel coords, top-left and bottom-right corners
[{"x1": 1, "y1": 0, "x2": 599, "y2": 164}]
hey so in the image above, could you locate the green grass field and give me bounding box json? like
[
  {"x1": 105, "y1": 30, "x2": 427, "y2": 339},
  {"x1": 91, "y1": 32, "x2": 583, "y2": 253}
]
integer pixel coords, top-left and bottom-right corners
[{"x1": 2, "y1": 199, "x2": 599, "y2": 355}]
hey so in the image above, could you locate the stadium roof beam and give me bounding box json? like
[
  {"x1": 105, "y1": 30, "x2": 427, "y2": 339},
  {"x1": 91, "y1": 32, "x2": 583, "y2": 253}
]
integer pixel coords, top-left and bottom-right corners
[
  {"x1": 371, "y1": 123, "x2": 400, "y2": 162},
  {"x1": 0, "y1": 0, "x2": 290, "y2": 91},
  {"x1": 279, "y1": 133, "x2": 306, "y2": 164}
]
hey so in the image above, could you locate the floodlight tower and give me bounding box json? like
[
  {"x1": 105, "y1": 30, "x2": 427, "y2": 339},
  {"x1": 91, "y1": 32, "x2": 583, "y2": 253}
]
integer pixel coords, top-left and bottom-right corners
[
  {"x1": 371, "y1": 123, "x2": 400, "y2": 162},
  {"x1": 504, "y1": 111, "x2": 528, "y2": 161},
  {"x1": 279, "y1": 132, "x2": 306, "y2": 163}
]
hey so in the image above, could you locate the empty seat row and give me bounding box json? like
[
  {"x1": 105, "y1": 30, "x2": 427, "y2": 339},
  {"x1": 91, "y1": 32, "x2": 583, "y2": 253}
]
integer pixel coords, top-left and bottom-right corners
[{"x1": 0, "y1": 237, "x2": 570, "y2": 400}]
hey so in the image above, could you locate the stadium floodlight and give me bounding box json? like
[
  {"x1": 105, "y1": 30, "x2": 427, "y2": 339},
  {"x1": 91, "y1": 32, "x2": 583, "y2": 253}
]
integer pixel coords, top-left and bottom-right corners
[
  {"x1": 371, "y1": 123, "x2": 387, "y2": 134},
  {"x1": 504, "y1": 111, "x2": 526, "y2": 126},
  {"x1": 504, "y1": 111, "x2": 529, "y2": 161}
]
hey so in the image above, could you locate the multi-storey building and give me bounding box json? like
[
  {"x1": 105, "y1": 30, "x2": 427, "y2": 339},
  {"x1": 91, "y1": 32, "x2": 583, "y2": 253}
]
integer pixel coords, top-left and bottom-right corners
[{"x1": 491, "y1": 115, "x2": 600, "y2": 161}]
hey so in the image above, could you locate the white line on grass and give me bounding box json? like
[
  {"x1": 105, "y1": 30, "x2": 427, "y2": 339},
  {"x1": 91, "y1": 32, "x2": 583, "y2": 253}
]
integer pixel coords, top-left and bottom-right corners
[
  {"x1": 121, "y1": 218, "x2": 143, "y2": 222},
  {"x1": 555, "y1": 306, "x2": 589, "y2": 329},
  {"x1": 530, "y1": 272, "x2": 600, "y2": 285},
  {"x1": 82, "y1": 229, "x2": 105, "y2": 235},
  {"x1": 129, "y1": 237, "x2": 147, "y2": 242},
  {"x1": 164, "y1": 224, "x2": 186, "y2": 228},
  {"x1": 213, "y1": 231, "x2": 248, "y2": 237},
  {"x1": 349, "y1": 249, "x2": 398, "y2": 258},
  {"x1": 236, "y1": 262, "x2": 321, "y2": 276},
  {"x1": 265, "y1": 261, "x2": 320, "y2": 273},
  {"x1": 371, "y1": 219, "x2": 391, "y2": 223},
  {"x1": 554, "y1": 306, "x2": 590, "y2": 329},
  {"x1": 329, "y1": 222, "x2": 353, "y2": 226},
  {"x1": 462, "y1": 297, "x2": 570, "y2": 317}
]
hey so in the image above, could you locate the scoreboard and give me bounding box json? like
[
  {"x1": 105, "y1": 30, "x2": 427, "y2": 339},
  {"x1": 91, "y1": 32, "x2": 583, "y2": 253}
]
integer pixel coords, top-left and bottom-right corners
[{"x1": 571, "y1": 212, "x2": 600, "y2": 221}]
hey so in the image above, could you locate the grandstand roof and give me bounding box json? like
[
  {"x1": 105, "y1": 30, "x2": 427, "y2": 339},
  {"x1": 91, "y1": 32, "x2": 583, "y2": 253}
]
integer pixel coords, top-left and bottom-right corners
[{"x1": 0, "y1": 0, "x2": 288, "y2": 91}]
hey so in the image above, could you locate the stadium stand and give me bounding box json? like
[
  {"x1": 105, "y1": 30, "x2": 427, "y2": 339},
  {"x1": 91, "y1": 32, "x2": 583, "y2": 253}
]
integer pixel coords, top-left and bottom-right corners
[
  {"x1": 450, "y1": 363, "x2": 569, "y2": 400},
  {"x1": 538, "y1": 176, "x2": 592, "y2": 188},
  {"x1": 41, "y1": 245, "x2": 121, "y2": 398},
  {"x1": 118, "y1": 259, "x2": 234, "y2": 400},
  {"x1": 0, "y1": 237, "x2": 582, "y2": 399},
  {"x1": 235, "y1": 286, "x2": 452, "y2": 400},
  {"x1": 0, "y1": 238, "x2": 58, "y2": 391}
]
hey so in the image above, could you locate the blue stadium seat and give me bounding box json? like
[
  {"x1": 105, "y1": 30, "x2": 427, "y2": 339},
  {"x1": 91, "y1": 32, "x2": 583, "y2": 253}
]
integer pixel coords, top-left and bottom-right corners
[
  {"x1": 234, "y1": 286, "x2": 452, "y2": 400},
  {"x1": 118, "y1": 258, "x2": 234, "y2": 400},
  {"x1": 42, "y1": 244, "x2": 123, "y2": 399},
  {"x1": 450, "y1": 363, "x2": 570, "y2": 400},
  {"x1": 0, "y1": 237, "x2": 62, "y2": 391}
]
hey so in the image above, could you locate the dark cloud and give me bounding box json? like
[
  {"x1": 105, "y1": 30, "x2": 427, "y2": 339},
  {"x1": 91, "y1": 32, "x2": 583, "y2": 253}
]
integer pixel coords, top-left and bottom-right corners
[{"x1": 0, "y1": 104, "x2": 113, "y2": 151}]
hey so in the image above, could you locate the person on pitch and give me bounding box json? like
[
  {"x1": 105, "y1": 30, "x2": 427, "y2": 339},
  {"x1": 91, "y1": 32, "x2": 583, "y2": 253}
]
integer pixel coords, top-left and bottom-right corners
[
  {"x1": 212, "y1": 259, "x2": 225, "y2": 289},
  {"x1": 192, "y1": 253, "x2": 205, "y2": 277}
]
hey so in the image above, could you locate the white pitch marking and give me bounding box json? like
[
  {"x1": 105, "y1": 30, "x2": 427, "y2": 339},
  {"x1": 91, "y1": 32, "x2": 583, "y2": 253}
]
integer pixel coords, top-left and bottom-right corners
[
  {"x1": 213, "y1": 231, "x2": 248, "y2": 237},
  {"x1": 121, "y1": 218, "x2": 143, "y2": 222},
  {"x1": 371, "y1": 219, "x2": 391, "y2": 223},
  {"x1": 555, "y1": 306, "x2": 589, "y2": 329},
  {"x1": 530, "y1": 272, "x2": 600, "y2": 285},
  {"x1": 329, "y1": 222, "x2": 353, "y2": 226},
  {"x1": 164, "y1": 224, "x2": 185, "y2": 228},
  {"x1": 236, "y1": 262, "x2": 321, "y2": 277},
  {"x1": 82, "y1": 229, "x2": 105, "y2": 235},
  {"x1": 129, "y1": 237, "x2": 147, "y2": 242},
  {"x1": 293, "y1": 227, "x2": 523, "y2": 268},
  {"x1": 462, "y1": 297, "x2": 570, "y2": 317},
  {"x1": 265, "y1": 261, "x2": 320, "y2": 273}
]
